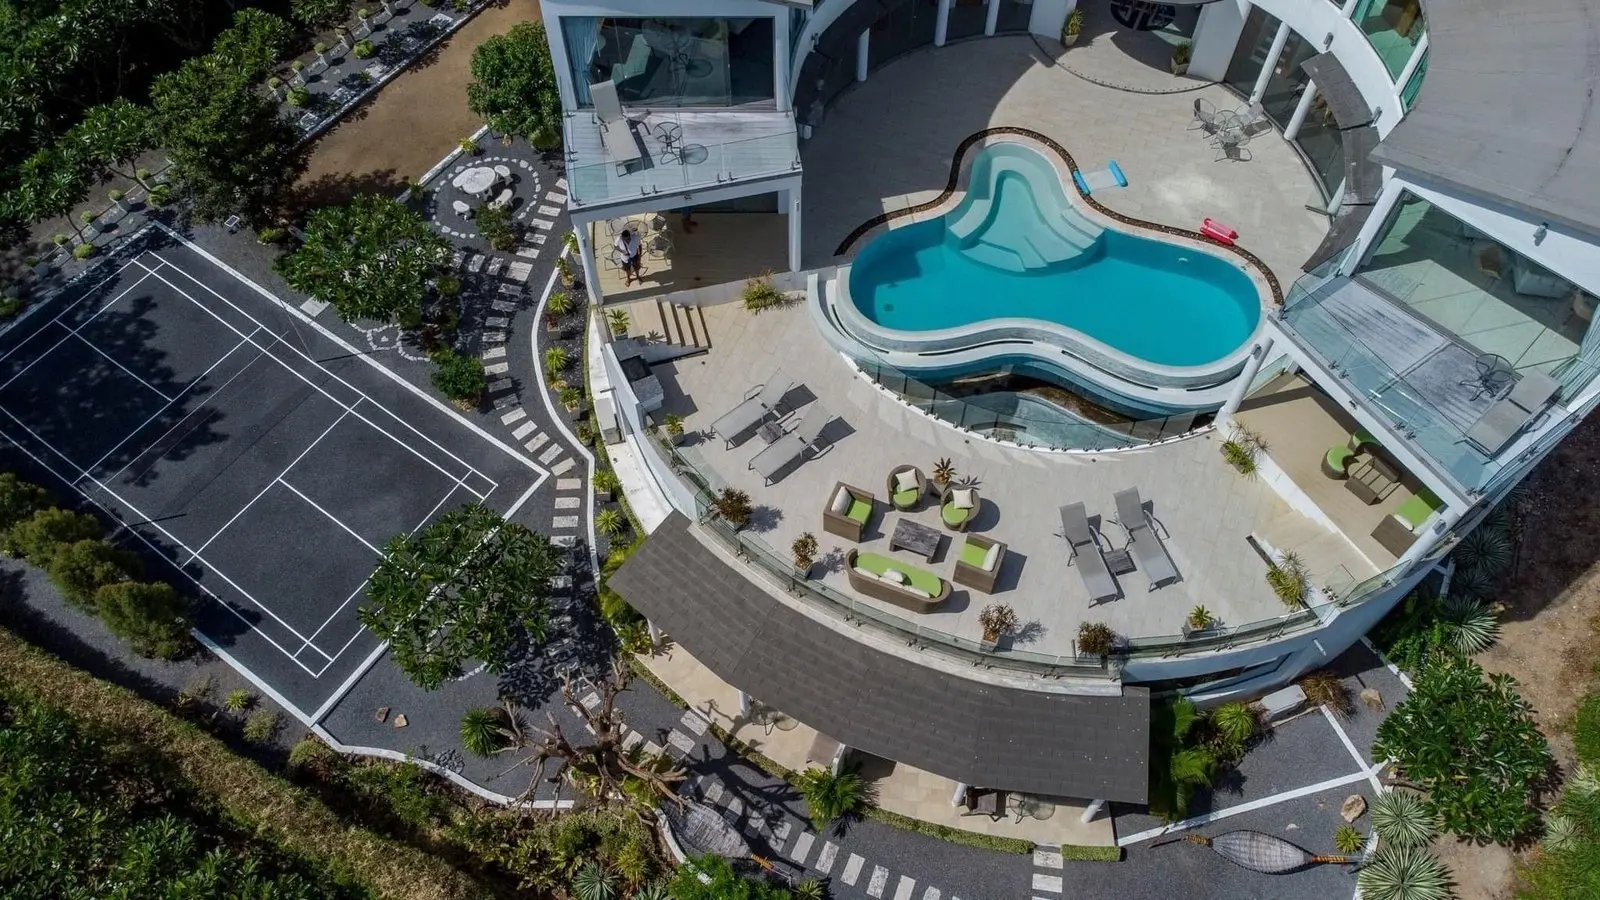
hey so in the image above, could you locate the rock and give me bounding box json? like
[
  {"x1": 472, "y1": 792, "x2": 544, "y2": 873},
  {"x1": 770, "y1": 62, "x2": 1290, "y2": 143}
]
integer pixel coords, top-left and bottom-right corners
[
  {"x1": 1360, "y1": 688, "x2": 1385, "y2": 710},
  {"x1": 394, "y1": 713, "x2": 408, "y2": 728},
  {"x1": 1341, "y1": 794, "x2": 1367, "y2": 823},
  {"x1": 375, "y1": 706, "x2": 390, "y2": 722}
]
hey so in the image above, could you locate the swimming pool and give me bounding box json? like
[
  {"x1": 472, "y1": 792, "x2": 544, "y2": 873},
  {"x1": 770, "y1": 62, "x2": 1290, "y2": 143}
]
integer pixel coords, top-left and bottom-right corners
[{"x1": 843, "y1": 142, "x2": 1262, "y2": 371}]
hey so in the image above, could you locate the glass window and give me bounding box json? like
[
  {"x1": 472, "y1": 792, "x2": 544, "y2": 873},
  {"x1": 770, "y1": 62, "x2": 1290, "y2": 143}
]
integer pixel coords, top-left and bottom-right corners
[
  {"x1": 1222, "y1": 6, "x2": 1281, "y2": 98},
  {"x1": 1258, "y1": 29, "x2": 1318, "y2": 128},
  {"x1": 1400, "y1": 49, "x2": 1428, "y2": 110},
  {"x1": 947, "y1": 0, "x2": 990, "y2": 41},
  {"x1": 870, "y1": 0, "x2": 940, "y2": 70},
  {"x1": 563, "y1": 17, "x2": 775, "y2": 108},
  {"x1": 1351, "y1": 0, "x2": 1425, "y2": 79},
  {"x1": 996, "y1": 0, "x2": 1034, "y2": 34},
  {"x1": 1294, "y1": 91, "x2": 1345, "y2": 198}
]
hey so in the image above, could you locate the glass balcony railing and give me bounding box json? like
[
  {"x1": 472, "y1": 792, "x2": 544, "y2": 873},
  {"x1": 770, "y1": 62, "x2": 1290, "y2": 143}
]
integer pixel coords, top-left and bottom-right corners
[{"x1": 565, "y1": 114, "x2": 801, "y2": 208}]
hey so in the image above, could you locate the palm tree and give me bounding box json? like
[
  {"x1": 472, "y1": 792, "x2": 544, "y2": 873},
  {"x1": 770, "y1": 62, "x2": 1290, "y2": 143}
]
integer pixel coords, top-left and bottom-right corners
[
  {"x1": 596, "y1": 507, "x2": 627, "y2": 538},
  {"x1": 795, "y1": 765, "x2": 871, "y2": 831},
  {"x1": 571, "y1": 862, "x2": 619, "y2": 900},
  {"x1": 1210, "y1": 701, "x2": 1258, "y2": 747}
]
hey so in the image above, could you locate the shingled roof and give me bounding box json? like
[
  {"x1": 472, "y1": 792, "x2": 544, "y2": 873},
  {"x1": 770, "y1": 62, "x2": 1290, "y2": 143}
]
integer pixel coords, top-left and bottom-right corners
[{"x1": 609, "y1": 513, "x2": 1151, "y2": 804}]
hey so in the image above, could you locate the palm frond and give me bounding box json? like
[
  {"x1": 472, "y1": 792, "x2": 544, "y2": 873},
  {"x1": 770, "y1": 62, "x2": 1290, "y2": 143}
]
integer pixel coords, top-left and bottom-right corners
[
  {"x1": 1452, "y1": 524, "x2": 1513, "y2": 580},
  {"x1": 1440, "y1": 595, "x2": 1500, "y2": 655},
  {"x1": 1542, "y1": 814, "x2": 1580, "y2": 853},
  {"x1": 1370, "y1": 790, "x2": 1440, "y2": 849},
  {"x1": 1356, "y1": 845, "x2": 1452, "y2": 900}
]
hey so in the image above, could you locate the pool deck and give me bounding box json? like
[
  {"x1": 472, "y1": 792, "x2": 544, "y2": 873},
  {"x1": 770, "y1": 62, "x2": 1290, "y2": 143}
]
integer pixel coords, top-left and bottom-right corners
[
  {"x1": 648, "y1": 300, "x2": 1378, "y2": 659},
  {"x1": 801, "y1": 36, "x2": 1327, "y2": 288}
]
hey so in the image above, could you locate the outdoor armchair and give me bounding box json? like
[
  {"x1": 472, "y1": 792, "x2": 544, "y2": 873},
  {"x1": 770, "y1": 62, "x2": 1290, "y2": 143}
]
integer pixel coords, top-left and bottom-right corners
[
  {"x1": 886, "y1": 465, "x2": 926, "y2": 511},
  {"x1": 954, "y1": 533, "x2": 1006, "y2": 594},
  {"x1": 823, "y1": 482, "x2": 875, "y2": 542}
]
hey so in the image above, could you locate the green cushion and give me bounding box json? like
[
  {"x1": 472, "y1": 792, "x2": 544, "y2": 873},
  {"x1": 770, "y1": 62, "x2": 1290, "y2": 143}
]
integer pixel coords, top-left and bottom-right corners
[
  {"x1": 855, "y1": 552, "x2": 942, "y2": 596},
  {"x1": 959, "y1": 540, "x2": 988, "y2": 568},
  {"x1": 893, "y1": 488, "x2": 919, "y2": 506},
  {"x1": 846, "y1": 497, "x2": 872, "y2": 526},
  {"x1": 1393, "y1": 488, "x2": 1444, "y2": 529},
  {"x1": 942, "y1": 502, "x2": 972, "y2": 526},
  {"x1": 1352, "y1": 428, "x2": 1380, "y2": 450},
  {"x1": 1325, "y1": 445, "x2": 1355, "y2": 473}
]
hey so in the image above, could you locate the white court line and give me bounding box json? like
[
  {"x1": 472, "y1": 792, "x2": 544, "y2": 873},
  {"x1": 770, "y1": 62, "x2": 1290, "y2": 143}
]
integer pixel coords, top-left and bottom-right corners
[
  {"x1": 134, "y1": 259, "x2": 493, "y2": 501},
  {"x1": 0, "y1": 422, "x2": 328, "y2": 677},
  {"x1": 1116, "y1": 769, "x2": 1375, "y2": 846},
  {"x1": 0, "y1": 256, "x2": 146, "y2": 367},
  {"x1": 1322, "y1": 705, "x2": 1385, "y2": 793},
  {"x1": 277, "y1": 477, "x2": 383, "y2": 555},
  {"x1": 150, "y1": 228, "x2": 547, "y2": 488},
  {"x1": 297, "y1": 582, "x2": 371, "y2": 660},
  {"x1": 0, "y1": 267, "x2": 155, "y2": 390},
  {"x1": 182, "y1": 408, "x2": 355, "y2": 565},
  {"x1": 68, "y1": 332, "x2": 173, "y2": 401},
  {"x1": 86, "y1": 328, "x2": 262, "y2": 476}
]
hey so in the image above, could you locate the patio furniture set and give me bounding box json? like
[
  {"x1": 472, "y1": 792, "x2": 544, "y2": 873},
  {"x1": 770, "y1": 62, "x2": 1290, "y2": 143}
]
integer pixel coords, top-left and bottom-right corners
[
  {"x1": 709, "y1": 371, "x2": 837, "y2": 485},
  {"x1": 958, "y1": 787, "x2": 1055, "y2": 823},
  {"x1": 1190, "y1": 98, "x2": 1269, "y2": 163},
  {"x1": 449, "y1": 164, "x2": 515, "y2": 218},
  {"x1": 591, "y1": 78, "x2": 693, "y2": 173},
  {"x1": 1059, "y1": 488, "x2": 1179, "y2": 605},
  {"x1": 1321, "y1": 426, "x2": 1446, "y2": 555}
]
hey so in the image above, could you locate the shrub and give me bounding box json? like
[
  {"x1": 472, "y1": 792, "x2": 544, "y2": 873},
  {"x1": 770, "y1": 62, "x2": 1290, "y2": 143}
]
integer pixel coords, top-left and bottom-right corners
[
  {"x1": 286, "y1": 87, "x2": 311, "y2": 108},
  {"x1": 1369, "y1": 790, "x2": 1439, "y2": 849},
  {"x1": 256, "y1": 226, "x2": 287, "y2": 244},
  {"x1": 709, "y1": 488, "x2": 752, "y2": 528},
  {"x1": 662, "y1": 413, "x2": 685, "y2": 440},
  {"x1": 1355, "y1": 845, "x2": 1451, "y2": 900},
  {"x1": 791, "y1": 532, "x2": 817, "y2": 571},
  {"x1": 243, "y1": 709, "x2": 281, "y2": 743},
  {"x1": 559, "y1": 386, "x2": 582, "y2": 407},
  {"x1": 544, "y1": 346, "x2": 569, "y2": 373},
  {"x1": 572, "y1": 862, "x2": 619, "y2": 900},
  {"x1": 72, "y1": 243, "x2": 97, "y2": 260},
  {"x1": 147, "y1": 184, "x2": 172, "y2": 207},
  {"x1": 53, "y1": 233, "x2": 70, "y2": 245},
  {"x1": 46, "y1": 539, "x2": 140, "y2": 609},
  {"x1": 0, "y1": 298, "x2": 23, "y2": 319},
  {"x1": 741, "y1": 275, "x2": 788, "y2": 313},
  {"x1": 1373, "y1": 657, "x2": 1552, "y2": 843},
  {"x1": 224, "y1": 689, "x2": 255, "y2": 712},
  {"x1": 460, "y1": 706, "x2": 516, "y2": 757},
  {"x1": 1333, "y1": 824, "x2": 1366, "y2": 854},
  {"x1": 287, "y1": 736, "x2": 337, "y2": 772},
  {"x1": 4, "y1": 508, "x2": 102, "y2": 562},
  {"x1": 459, "y1": 137, "x2": 479, "y2": 154},
  {"x1": 547, "y1": 290, "x2": 574, "y2": 317},
  {"x1": 0, "y1": 473, "x2": 54, "y2": 536},
  {"x1": 108, "y1": 188, "x2": 125, "y2": 202},
  {"x1": 93, "y1": 581, "x2": 191, "y2": 659},
  {"x1": 79, "y1": 210, "x2": 96, "y2": 225},
  {"x1": 606, "y1": 308, "x2": 629, "y2": 336},
  {"x1": 1210, "y1": 701, "x2": 1259, "y2": 747},
  {"x1": 1575, "y1": 693, "x2": 1600, "y2": 766},
  {"x1": 1438, "y1": 594, "x2": 1499, "y2": 655},
  {"x1": 435, "y1": 274, "x2": 461, "y2": 297},
  {"x1": 1077, "y1": 621, "x2": 1116, "y2": 657},
  {"x1": 1265, "y1": 551, "x2": 1309, "y2": 606},
  {"x1": 595, "y1": 508, "x2": 626, "y2": 538},
  {"x1": 593, "y1": 469, "x2": 622, "y2": 496},
  {"x1": 314, "y1": 41, "x2": 329, "y2": 54},
  {"x1": 430, "y1": 350, "x2": 486, "y2": 404},
  {"x1": 795, "y1": 765, "x2": 870, "y2": 831},
  {"x1": 353, "y1": 39, "x2": 375, "y2": 59},
  {"x1": 452, "y1": 0, "x2": 468, "y2": 11},
  {"x1": 267, "y1": 75, "x2": 283, "y2": 90},
  {"x1": 979, "y1": 603, "x2": 1019, "y2": 642},
  {"x1": 1453, "y1": 522, "x2": 1513, "y2": 580},
  {"x1": 1220, "y1": 427, "x2": 1265, "y2": 476}
]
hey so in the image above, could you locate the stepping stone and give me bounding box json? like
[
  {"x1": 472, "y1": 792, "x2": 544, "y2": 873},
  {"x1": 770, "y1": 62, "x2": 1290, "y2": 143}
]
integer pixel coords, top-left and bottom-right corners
[
  {"x1": 557, "y1": 478, "x2": 583, "y2": 491},
  {"x1": 1032, "y1": 874, "x2": 1063, "y2": 893},
  {"x1": 486, "y1": 257, "x2": 504, "y2": 276},
  {"x1": 451, "y1": 250, "x2": 464, "y2": 268},
  {"x1": 484, "y1": 361, "x2": 509, "y2": 374},
  {"x1": 1034, "y1": 848, "x2": 1064, "y2": 869},
  {"x1": 513, "y1": 421, "x2": 537, "y2": 439},
  {"x1": 815, "y1": 842, "x2": 838, "y2": 875},
  {"x1": 841, "y1": 855, "x2": 864, "y2": 886},
  {"x1": 790, "y1": 832, "x2": 814, "y2": 865},
  {"x1": 892, "y1": 876, "x2": 914, "y2": 900},
  {"x1": 516, "y1": 246, "x2": 540, "y2": 258},
  {"x1": 531, "y1": 232, "x2": 548, "y2": 244},
  {"x1": 546, "y1": 192, "x2": 568, "y2": 204},
  {"x1": 550, "y1": 457, "x2": 576, "y2": 476},
  {"x1": 492, "y1": 299, "x2": 518, "y2": 312},
  {"x1": 493, "y1": 394, "x2": 517, "y2": 410},
  {"x1": 482, "y1": 331, "x2": 507, "y2": 343},
  {"x1": 525, "y1": 433, "x2": 549, "y2": 453},
  {"x1": 488, "y1": 378, "x2": 512, "y2": 393},
  {"x1": 300, "y1": 298, "x2": 329, "y2": 316},
  {"x1": 551, "y1": 515, "x2": 579, "y2": 529},
  {"x1": 530, "y1": 217, "x2": 555, "y2": 230},
  {"x1": 499, "y1": 284, "x2": 522, "y2": 295},
  {"x1": 771, "y1": 819, "x2": 792, "y2": 844},
  {"x1": 550, "y1": 575, "x2": 573, "y2": 591},
  {"x1": 466, "y1": 254, "x2": 485, "y2": 272},
  {"x1": 644, "y1": 741, "x2": 664, "y2": 757},
  {"x1": 666, "y1": 730, "x2": 695, "y2": 756},
  {"x1": 552, "y1": 534, "x2": 577, "y2": 548},
  {"x1": 622, "y1": 730, "x2": 644, "y2": 752},
  {"x1": 538, "y1": 205, "x2": 561, "y2": 216},
  {"x1": 500, "y1": 407, "x2": 526, "y2": 425},
  {"x1": 555, "y1": 496, "x2": 580, "y2": 510},
  {"x1": 483, "y1": 345, "x2": 507, "y2": 360},
  {"x1": 679, "y1": 709, "x2": 710, "y2": 736},
  {"x1": 538, "y1": 444, "x2": 563, "y2": 464},
  {"x1": 723, "y1": 796, "x2": 745, "y2": 823},
  {"x1": 486, "y1": 315, "x2": 509, "y2": 327},
  {"x1": 507, "y1": 261, "x2": 533, "y2": 282},
  {"x1": 557, "y1": 176, "x2": 567, "y2": 189}
]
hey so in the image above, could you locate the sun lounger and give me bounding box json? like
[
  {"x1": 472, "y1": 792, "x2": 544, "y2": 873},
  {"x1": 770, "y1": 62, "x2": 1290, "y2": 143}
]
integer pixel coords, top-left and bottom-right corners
[
  {"x1": 1060, "y1": 502, "x2": 1118, "y2": 604},
  {"x1": 749, "y1": 404, "x2": 832, "y2": 484},
  {"x1": 1464, "y1": 370, "x2": 1560, "y2": 455},
  {"x1": 590, "y1": 79, "x2": 642, "y2": 166},
  {"x1": 1114, "y1": 487, "x2": 1179, "y2": 589},
  {"x1": 711, "y1": 372, "x2": 795, "y2": 447}
]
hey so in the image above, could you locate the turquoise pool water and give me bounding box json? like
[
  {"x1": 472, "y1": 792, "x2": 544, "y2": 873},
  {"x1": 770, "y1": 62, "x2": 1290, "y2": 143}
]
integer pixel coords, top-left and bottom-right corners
[{"x1": 847, "y1": 143, "x2": 1261, "y2": 368}]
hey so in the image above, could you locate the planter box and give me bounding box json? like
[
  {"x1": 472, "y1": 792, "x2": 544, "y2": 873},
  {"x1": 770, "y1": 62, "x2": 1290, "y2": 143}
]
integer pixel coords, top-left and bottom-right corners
[
  {"x1": 1063, "y1": 33, "x2": 1078, "y2": 47},
  {"x1": 1171, "y1": 60, "x2": 1189, "y2": 76}
]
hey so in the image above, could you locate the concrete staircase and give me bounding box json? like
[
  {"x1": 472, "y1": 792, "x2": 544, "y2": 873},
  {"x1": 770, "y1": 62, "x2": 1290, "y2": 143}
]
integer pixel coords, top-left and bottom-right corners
[{"x1": 625, "y1": 297, "x2": 712, "y2": 356}]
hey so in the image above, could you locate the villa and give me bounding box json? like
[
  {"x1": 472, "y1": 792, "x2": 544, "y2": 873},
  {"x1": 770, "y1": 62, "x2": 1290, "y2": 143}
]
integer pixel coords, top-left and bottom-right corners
[{"x1": 543, "y1": 0, "x2": 1600, "y2": 836}]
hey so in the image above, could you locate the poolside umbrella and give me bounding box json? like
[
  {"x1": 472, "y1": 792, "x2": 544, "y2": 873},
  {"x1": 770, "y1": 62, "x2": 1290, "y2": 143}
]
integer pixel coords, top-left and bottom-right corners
[
  {"x1": 1187, "y1": 830, "x2": 1359, "y2": 874},
  {"x1": 662, "y1": 800, "x2": 753, "y2": 859}
]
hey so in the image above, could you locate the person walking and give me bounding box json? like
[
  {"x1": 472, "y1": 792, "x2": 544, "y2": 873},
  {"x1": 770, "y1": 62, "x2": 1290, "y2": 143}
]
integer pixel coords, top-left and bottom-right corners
[{"x1": 614, "y1": 228, "x2": 643, "y2": 286}]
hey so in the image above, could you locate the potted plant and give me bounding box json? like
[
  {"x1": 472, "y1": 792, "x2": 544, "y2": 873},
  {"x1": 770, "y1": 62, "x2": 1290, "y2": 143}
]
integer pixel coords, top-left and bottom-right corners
[
  {"x1": 545, "y1": 290, "x2": 574, "y2": 333},
  {"x1": 931, "y1": 457, "x2": 956, "y2": 492},
  {"x1": 1170, "y1": 40, "x2": 1192, "y2": 76},
  {"x1": 710, "y1": 488, "x2": 753, "y2": 529},
  {"x1": 1077, "y1": 621, "x2": 1117, "y2": 659},
  {"x1": 1266, "y1": 551, "x2": 1310, "y2": 607},
  {"x1": 607, "y1": 308, "x2": 630, "y2": 338},
  {"x1": 314, "y1": 41, "x2": 330, "y2": 63},
  {"x1": 1062, "y1": 6, "x2": 1085, "y2": 46},
  {"x1": 563, "y1": 231, "x2": 580, "y2": 255},
  {"x1": 544, "y1": 346, "x2": 569, "y2": 376},
  {"x1": 1183, "y1": 605, "x2": 1216, "y2": 638},
  {"x1": 559, "y1": 385, "x2": 584, "y2": 419},
  {"x1": 979, "y1": 603, "x2": 1019, "y2": 648},
  {"x1": 354, "y1": 39, "x2": 376, "y2": 59},
  {"x1": 1220, "y1": 426, "x2": 1265, "y2": 477},
  {"x1": 555, "y1": 255, "x2": 576, "y2": 288},
  {"x1": 593, "y1": 468, "x2": 622, "y2": 502},
  {"x1": 792, "y1": 532, "x2": 818, "y2": 577},
  {"x1": 662, "y1": 412, "x2": 685, "y2": 445}
]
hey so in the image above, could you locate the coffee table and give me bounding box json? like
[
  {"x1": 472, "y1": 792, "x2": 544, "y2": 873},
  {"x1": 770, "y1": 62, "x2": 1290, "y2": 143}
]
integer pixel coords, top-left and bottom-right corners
[
  {"x1": 756, "y1": 421, "x2": 785, "y2": 444},
  {"x1": 1104, "y1": 547, "x2": 1136, "y2": 576},
  {"x1": 890, "y1": 518, "x2": 942, "y2": 561}
]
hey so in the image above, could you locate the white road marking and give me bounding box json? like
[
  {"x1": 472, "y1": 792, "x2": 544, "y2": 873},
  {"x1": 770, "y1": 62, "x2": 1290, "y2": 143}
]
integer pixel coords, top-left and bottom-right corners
[
  {"x1": 1034, "y1": 848, "x2": 1063, "y2": 869},
  {"x1": 680, "y1": 709, "x2": 710, "y2": 735},
  {"x1": 841, "y1": 854, "x2": 864, "y2": 886},
  {"x1": 500, "y1": 407, "x2": 525, "y2": 424},
  {"x1": 1323, "y1": 705, "x2": 1385, "y2": 792},
  {"x1": 790, "y1": 831, "x2": 814, "y2": 864},
  {"x1": 555, "y1": 496, "x2": 580, "y2": 509},
  {"x1": 550, "y1": 457, "x2": 575, "y2": 476},
  {"x1": 552, "y1": 515, "x2": 579, "y2": 529},
  {"x1": 484, "y1": 361, "x2": 509, "y2": 375},
  {"x1": 892, "y1": 875, "x2": 915, "y2": 900},
  {"x1": 556, "y1": 478, "x2": 582, "y2": 491},
  {"x1": 1032, "y1": 873, "x2": 1062, "y2": 893},
  {"x1": 1117, "y1": 769, "x2": 1376, "y2": 846},
  {"x1": 483, "y1": 345, "x2": 507, "y2": 360}
]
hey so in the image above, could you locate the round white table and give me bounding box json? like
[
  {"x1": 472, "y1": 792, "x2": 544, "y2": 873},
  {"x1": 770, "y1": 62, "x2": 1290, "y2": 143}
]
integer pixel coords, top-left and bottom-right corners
[{"x1": 455, "y1": 166, "x2": 497, "y2": 197}]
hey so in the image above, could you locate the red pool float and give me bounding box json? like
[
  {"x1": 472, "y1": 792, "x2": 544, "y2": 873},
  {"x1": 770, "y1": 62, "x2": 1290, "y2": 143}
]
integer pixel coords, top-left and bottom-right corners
[{"x1": 1201, "y1": 218, "x2": 1239, "y2": 245}]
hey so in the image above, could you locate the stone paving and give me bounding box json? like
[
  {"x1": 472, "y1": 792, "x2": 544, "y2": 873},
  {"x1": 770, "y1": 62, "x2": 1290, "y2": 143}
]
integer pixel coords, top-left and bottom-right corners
[{"x1": 801, "y1": 35, "x2": 1327, "y2": 287}]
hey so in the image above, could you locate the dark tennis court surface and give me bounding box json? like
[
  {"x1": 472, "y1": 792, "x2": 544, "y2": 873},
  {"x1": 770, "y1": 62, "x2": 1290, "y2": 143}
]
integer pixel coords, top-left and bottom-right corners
[{"x1": 0, "y1": 234, "x2": 544, "y2": 718}]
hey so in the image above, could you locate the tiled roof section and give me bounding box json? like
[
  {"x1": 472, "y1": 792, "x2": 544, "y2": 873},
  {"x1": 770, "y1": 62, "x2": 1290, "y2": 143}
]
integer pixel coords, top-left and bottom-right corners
[{"x1": 610, "y1": 513, "x2": 1151, "y2": 804}]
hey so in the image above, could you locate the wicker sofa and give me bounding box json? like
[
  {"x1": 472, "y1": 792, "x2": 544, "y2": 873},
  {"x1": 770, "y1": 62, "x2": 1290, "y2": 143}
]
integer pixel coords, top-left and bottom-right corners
[
  {"x1": 953, "y1": 534, "x2": 1007, "y2": 594},
  {"x1": 845, "y1": 549, "x2": 950, "y2": 612},
  {"x1": 823, "y1": 482, "x2": 875, "y2": 541}
]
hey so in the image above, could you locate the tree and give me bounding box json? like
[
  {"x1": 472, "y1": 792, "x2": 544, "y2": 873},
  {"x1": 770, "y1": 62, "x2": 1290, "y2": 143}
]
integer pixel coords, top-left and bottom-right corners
[
  {"x1": 0, "y1": 473, "x2": 54, "y2": 536},
  {"x1": 1373, "y1": 657, "x2": 1553, "y2": 844},
  {"x1": 276, "y1": 194, "x2": 452, "y2": 323},
  {"x1": 430, "y1": 349, "x2": 487, "y2": 406},
  {"x1": 466, "y1": 22, "x2": 563, "y2": 148},
  {"x1": 210, "y1": 9, "x2": 296, "y2": 83},
  {"x1": 359, "y1": 504, "x2": 558, "y2": 689},
  {"x1": 3, "y1": 507, "x2": 102, "y2": 563},
  {"x1": 47, "y1": 538, "x2": 140, "y2": 609},
  {"x1": 10, "y1": 146, "x2": 95, "y2": 240},
  {"x1": 795, "y1": 765, "x2": 870, "y2": 832},
  {"x1": 151, "y1": 55, "x2": 303, "y2": 224},
  {"x1": 290, "y1": 0, "x2": 352, "y2": 30},
  {"x1": 93, "y1": 581, "x2": 191, "y2": 658},
  {"x1": 66, "y1": 98, "x2": 154, "y2": 181}
]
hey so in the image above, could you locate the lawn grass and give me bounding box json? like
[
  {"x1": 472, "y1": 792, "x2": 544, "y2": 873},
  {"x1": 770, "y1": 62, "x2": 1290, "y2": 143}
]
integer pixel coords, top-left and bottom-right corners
[{"x1": 0, "y1": 626, "x2": 489, "y2": 900}]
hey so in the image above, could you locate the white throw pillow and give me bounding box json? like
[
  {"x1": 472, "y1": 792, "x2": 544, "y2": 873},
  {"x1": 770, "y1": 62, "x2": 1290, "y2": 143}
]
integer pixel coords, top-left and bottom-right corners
[
  {"x1": 981, "y1": 543, "x2": 1001, "y2": 571},
  {"x1": 881, "y1": 569, "x2": 907, "y2": 584},
  {"x1": 912, "y1": 586, "x2": 932, "y2": 598},
  {"x1": 831, "y1": 486, "x2": 851, "y2": 515},
  {"x1": 895, "y1": 470, "x2": 919, "y2": 492},
  {"x1": 953, "y1": 488, "x2": 975, "y2": 510},
  {"x1": 852, "y1": 566, "x2": 873, "y2": 578}
]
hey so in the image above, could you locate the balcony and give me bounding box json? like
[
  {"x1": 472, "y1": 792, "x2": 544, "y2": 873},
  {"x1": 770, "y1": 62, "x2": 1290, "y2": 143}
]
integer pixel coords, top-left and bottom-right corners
[{"x1": 563, "y1": 109, "x2": 800, "y2": 211}]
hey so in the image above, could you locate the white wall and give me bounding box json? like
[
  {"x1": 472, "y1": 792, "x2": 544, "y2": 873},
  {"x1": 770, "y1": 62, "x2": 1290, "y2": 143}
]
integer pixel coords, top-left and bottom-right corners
[
  {"x1": 1030, "y1": 0, "x2": 1071, "y2": 40},
  {"x1": 1189, "y1": 0, "x2": 1247, "y2": 83}
]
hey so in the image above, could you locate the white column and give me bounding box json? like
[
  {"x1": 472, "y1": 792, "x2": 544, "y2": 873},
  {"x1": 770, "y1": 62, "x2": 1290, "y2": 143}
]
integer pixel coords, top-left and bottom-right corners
[
  {"x1": 985, "y1": 0, "x2": 1002, "y2": 36},
  {"x1": 572, "y1": 223, "x2": 603, "y2": 307},
  {"x1": 788, "y1": 184, "x2": 803, "y2": 273},
  {"x1": 647, "y1": 621, "x2": 661, "y2": 647},
  {"x1": 1223, "y1": 337, "x2": 1275, "y2": 416},
  {"x1": 1188, "y1": 0, "x2": 1249, "y2": 83},
  {"x1": 856, "y1": 30, "x2": 870, "y2": 82},
  {"x1": 1398, "y1": 508, "x2": 1462, "y2": 571},
  {"x1": 1249, "y1": 22, "x2": 1292, "y2": 105},
  {"x1": 738, "y1": 689, "x2": 752, "y2": 716},
  {"x1": 935, "y1": 0, "x2": 953, "y2": 46},
  {"x1": 1080, "y1": 798, "x2": 1106, "y2": 824},
  {"x1": 951, "y1": 782, "x2": 970, "y2": 807},
  {"x1": 1283, "y1": 79, "x2": 1318, "y2": 140},
  {"x1": 775, "y1": 12, "x2": 793, "y2": 113},
  {"x1": 1340, "y1": 0, "x2": 1360, "y2": 16}
]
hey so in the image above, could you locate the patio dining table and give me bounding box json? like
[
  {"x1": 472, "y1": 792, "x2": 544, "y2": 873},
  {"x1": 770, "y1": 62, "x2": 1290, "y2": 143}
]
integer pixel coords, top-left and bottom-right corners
[{"x1": 454, "y1": 166, "x2": 498, "y2": 197}]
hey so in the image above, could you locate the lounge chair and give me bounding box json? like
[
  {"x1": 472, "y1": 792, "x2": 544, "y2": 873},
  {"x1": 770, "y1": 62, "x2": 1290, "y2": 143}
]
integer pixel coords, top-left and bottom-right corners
[
  {"x1": 710, "y1": 372, "x2": 794, "y2": 447},
  {"x1": 823, "y1": 482, "x2": 875, "y2": 541},
  {"x1": 590, "y1": 79, "x2": 642, "y2": 166},
  {"x1": 954, "y1": 534, "x2": 1006, "y2": 594},
  {"x1": 1113, "y1": 487, "x2": 1180, "y2": 589},
  {"x1": 886, "y1": 465, "x2": 926, "y2": 511},
  {"x1": 749, "y1": 404, "x2": 832, "y2": 484},
  {"x1": 1060, "y1": 502, "x2": 1118, "y2": 604},
  {"x1": 940, "y1": 485, "x2": 980, "y2": 532},
  {"x1": 1464, "y1": 370, "x2": 1561, "y2": 455}
]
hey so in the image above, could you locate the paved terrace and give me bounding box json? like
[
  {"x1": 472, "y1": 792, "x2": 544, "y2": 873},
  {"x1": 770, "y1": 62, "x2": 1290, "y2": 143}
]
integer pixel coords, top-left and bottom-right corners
[
  {"x1": 800, "y1": 35, "x2": 1327, "y2": 285},
  {"x1": 648, "y1": 301, "x2": 1378, "y2": 658}
]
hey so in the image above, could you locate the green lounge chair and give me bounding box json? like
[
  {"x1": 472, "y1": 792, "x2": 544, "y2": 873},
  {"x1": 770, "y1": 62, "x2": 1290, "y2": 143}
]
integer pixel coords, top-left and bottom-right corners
[
  {"x1": 1322, "y1": 445, "x2": 1356, "y2": 479},
  {"x1": 1393, "y1": 487, "x2": 1444, "y2": 530},
  {"x1": 940, "y1": 485, "x2": 980, "y2": 532}
]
